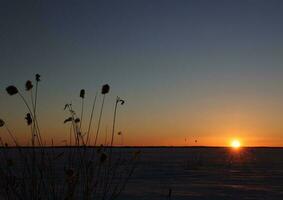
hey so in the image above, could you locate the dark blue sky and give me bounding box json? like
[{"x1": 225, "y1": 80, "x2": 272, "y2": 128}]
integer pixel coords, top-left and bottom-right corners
[{"x1": 1, "y1": 0, "x2": 283, "y2": 146}]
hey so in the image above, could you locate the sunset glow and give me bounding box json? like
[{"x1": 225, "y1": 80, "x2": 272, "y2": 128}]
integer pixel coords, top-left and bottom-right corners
[
  {"x1": 231, "y1": 140, "x2": 241, "y2": 149},
  {"x1": 1, "y1": 0, "x2": 283, "y2": 147}
]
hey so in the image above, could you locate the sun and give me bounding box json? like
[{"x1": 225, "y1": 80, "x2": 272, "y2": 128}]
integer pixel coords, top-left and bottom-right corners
[{"x1": 231, "y1": 139, "x2": 241, "y2": 149}]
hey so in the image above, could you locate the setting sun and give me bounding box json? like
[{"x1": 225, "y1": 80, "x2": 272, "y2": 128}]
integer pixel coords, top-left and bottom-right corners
[{"x1": 231, "y1": 140, "x2": 241, "y2": 148}]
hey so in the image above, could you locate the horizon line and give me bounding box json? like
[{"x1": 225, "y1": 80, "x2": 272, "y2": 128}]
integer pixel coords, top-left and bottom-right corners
[{"x1": 1, "y1": 145, "x2": 283, "y2": 148}]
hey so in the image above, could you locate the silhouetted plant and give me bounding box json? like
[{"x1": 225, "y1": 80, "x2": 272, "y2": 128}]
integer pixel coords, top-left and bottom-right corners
[
  {"x1": 101, "y1": 84, "x2": 110, "y2": 95},
  {"x1": 79, "y1": 89, "x2": 85, "y2": 133},
  {"x1": 6, "y1": 85, "x2": 18, "y2": 95},
  {"x1": 80, "y1": 89, "x2": 85, "y2": 98},
  {"x1": 0, "y1": 119, "x2": 18, "y2": 146},
  {"x1": 110, "y1": 96, "x2": 125, "y2": 147},
  {"x1": 6, "y1": 76, "x2": 43, "y2": 146},
  {"x1": 94, "y1": 84, "x2": 110, "y2": 146},
  {"x1": 32, "y1": 74, "x2": 42, "y2": 144},
  {"x1": 1, "y1": 76, "x2": 139, "y2": 200},
  {"x1": 64, "y1": 117, "x2": 73, "y2": 124},
  {"x1": 75, "y1": 118, "x2": 80, "y2": 123},
  {"x1": 64, "y1": 103, "x2": 81, "y2": 146},
  {"x1": 25, "y1": 113, "x2": 32, "y2": 126},
  {"x1": 35, "y1": 74, "x2": 41, "y2": 82},
  {"x1": 0, "y1": 119, "x2": 4, "y2": 127},
  {"x1": 25, "y1": 80, "x2": 33, "y2": 91},
  {"x1": 86, "y1": 92, "x2": 98, "y2": 145}
]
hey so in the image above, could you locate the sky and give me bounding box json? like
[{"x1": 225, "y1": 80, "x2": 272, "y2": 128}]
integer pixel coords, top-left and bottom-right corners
[{"x1": 1, "y1": 0, "x2": 283, "y2": 146}]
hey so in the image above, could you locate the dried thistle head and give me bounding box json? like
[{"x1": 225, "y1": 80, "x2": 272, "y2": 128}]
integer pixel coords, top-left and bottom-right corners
[
  {"x1": 25, "y1": 113, "x2": 32, "y2": 125},
  {"x1": 25, "y1": 80, "x2": 33, "y2": 91},
  {"x1": 101, "y1": 84, "x2": 110, "y2": 94},
  {"x1": 80, "y1": 89, "x2": 85, "y2": 99},
  {"x1": 6, "y1": 86, "x2": 18, "y2": 96},
  {"x1": 117, "y1": 97, "x2": 125, "y2": 105},
  {"x1": 74, "y1": 118, "x2": 80, "y2": 123},
  {"x1": 64, "y1": 117, "x2": 73, "y2": 123},
  {"x1": 64, "y1": 104, "x2": 71, "y2": 110},
  {"x1": 35, "y1": 74, "x2": 41, "y2": 82},
  {"x1": 0, "y1": 119, "x2": 4, "y2": 127}
]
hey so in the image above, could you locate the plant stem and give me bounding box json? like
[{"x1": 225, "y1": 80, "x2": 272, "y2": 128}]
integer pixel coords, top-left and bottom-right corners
[
  {"x1": 86, "y1": 92, "x2": 97, "y2": 145},
  {"x1": 4, "y1": 125, "x2": 19, "y2": 146},
  {"x1": 79, "y1": 97, "x2": 84, "y2": 132},
  {"x1": 30, "y1": 89, "x2": 42, "y2": 146},
  {"x1": 18, "y1": 91, "x2": 36, "y2": 146},
  {"x1": 110, "y1": 98, "x2": 119, "y2": 147},
  {"x1": 94, "y1": 94, "x2": 105, "y2": 146},
  {"x1": 33, "y1": 81, "x2": 43, "y2": 145}
]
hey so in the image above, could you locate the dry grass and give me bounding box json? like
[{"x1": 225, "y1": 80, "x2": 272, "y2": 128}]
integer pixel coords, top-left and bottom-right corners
[{"x1": 0, "y1": 74, "x2": 139, "y2": 199}]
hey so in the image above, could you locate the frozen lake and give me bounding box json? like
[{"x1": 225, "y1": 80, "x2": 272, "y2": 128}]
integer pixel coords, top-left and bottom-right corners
[
  {"x1": 120, "y1": 147, "x2": 283, "y2": 200},
  {"x1": 1, "y1": 147, "x2": 283, "y2": 199}
]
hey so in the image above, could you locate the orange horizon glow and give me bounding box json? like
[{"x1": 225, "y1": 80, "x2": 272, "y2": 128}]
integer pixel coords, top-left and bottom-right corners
[
  {"x1": 231, "y1": 139, "x2": 241, "y2": 149},
  {"x1": 1, "y1": 115, "x2": 283, "y2": 147}
]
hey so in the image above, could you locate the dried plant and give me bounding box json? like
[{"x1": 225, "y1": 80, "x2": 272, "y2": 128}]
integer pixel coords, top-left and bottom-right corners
[
  {"x1": 75, "y1": 118, "x2": 80, "y2": 123},
  {"x1": 79, "y1": 89, "x2": 85, "y2": 134},
  {"x1": 110, "y1": 96, "x2": 125, "y2": 147},
  {"x1": 101, "y1": 84, "x2": 110, "y2": 95},
  {"x1": 94, "y1": 84, "x2": 110, "y2": 146},
  {"x1": 6, "y1": 85, "x2": 18, "y2": 95},
  {"x1": 0, "y1": 119, "x2": 18, "y2": 146},
  {"x1": 80, "y1": 89, "x2": 85, "y2": 99},
  {"x1": 25, "y1": 113, "x2": 32, "y2": 126},
  {"x1": 64, "y1": 117, "x2": 73, "y2": 124},
  {"x1": 86, "y1": 92, "x2": 98, "y2": 145},
  {"x1": 25, "y1": 80, "x2": 33, "y2": 91},
  {"x1": 0, "y1": 119, "x2": 4, "y2": 127},
  {"x1": 35, "y1": 74, "x2": 41, "y2": 82},
  {"x1": 0, "y1": 75, "x2": 139, "y2": 200}
]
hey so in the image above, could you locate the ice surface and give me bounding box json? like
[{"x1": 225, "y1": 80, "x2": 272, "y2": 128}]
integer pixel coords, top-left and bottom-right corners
[{"x1": 1, "y1": 147, "x2": 283, "y2": 199}]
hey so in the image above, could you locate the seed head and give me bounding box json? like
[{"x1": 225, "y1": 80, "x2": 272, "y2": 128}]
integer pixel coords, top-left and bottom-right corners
[
  {"x1": 25, "y1": 113, "x2": 32, "y2": 125},
  {"x1": 117, "y1": 97, "x2": 125, "y2": 105},
  {"x1": 74, "y1": 118, "x2": 80, "y2": 123},
  {"x1": 64, "y1": 104, "x2": 71, "y2": 110},
  {"x1": 0, "y1": 119, "x2": 4, "y2": 127},
  {"x1": 35, "y1": 74, "x2": 41, "y2": 82},
  {"x1": 80, "y1": 89, "x2": 85, "y2": 98},
  {"x1": 6, "y1": 86, "x2": 18, "y2": 96},
  {"x1": 25, "y1": 80, "x2": 33, "y2": 91},
  {"x1": 101, "y1": 84, "x2": 110, "y2": 94},
  {"x1": 64, "y1": 117, "x2": 73, "y2": 123}
]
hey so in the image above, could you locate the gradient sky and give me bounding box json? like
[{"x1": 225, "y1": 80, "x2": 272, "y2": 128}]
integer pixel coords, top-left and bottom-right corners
[{"x1": 1, "y1": 0, "x2": 283, "y2": 146}]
